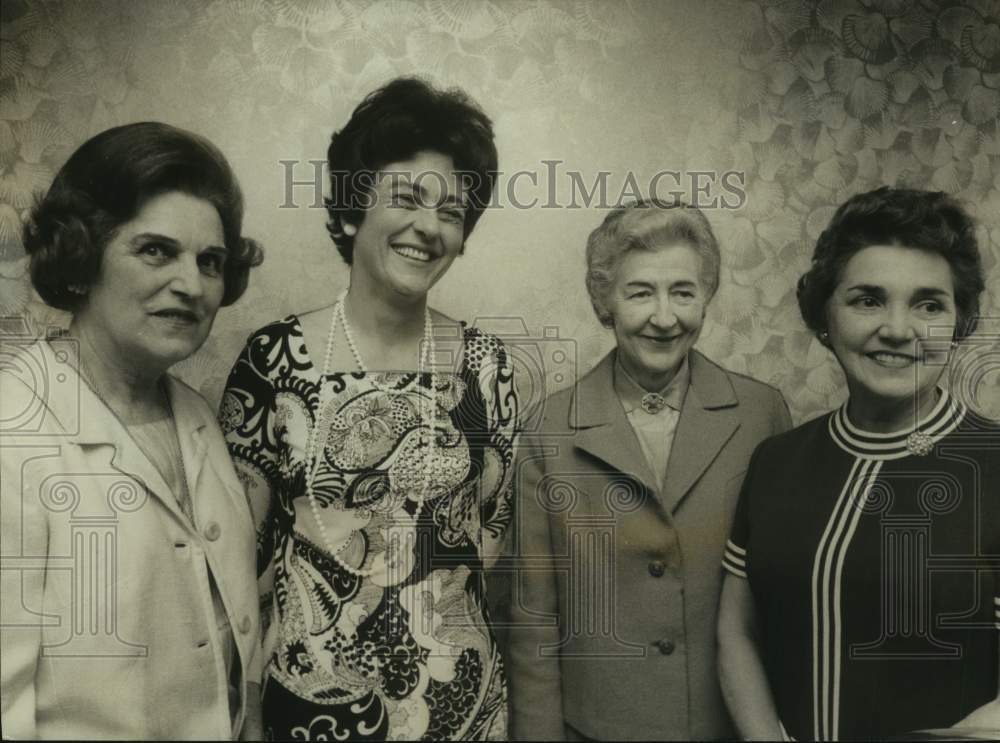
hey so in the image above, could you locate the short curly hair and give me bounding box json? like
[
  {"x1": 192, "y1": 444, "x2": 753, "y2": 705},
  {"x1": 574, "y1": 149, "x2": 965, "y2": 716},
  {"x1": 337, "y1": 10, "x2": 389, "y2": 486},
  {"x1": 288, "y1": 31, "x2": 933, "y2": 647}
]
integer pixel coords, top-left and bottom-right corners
[
  {"x1": 324, "y1": 77, "x2": 498, "y2": 264},
  {"x1": 23, "y1": 121, "x2": 263, "y2": 312},
  {"x1": 797, "y1": 187, "x2": 985, "y2": 342},
  {"x1": 585, "y1": 199, "x2": 721, "y2": 327}
]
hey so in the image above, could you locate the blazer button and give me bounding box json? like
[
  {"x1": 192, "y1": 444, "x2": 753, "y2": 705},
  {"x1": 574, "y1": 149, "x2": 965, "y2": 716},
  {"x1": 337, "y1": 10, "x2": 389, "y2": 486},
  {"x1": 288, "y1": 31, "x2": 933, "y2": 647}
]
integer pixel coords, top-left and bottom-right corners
[
  {"x1": 654, "y1": 638, "x2": 675, "y2": 655},
  {"x1": 239, "y1": 615, "x2": 252, "y2": 634},
  {"x1": 648, "y1": 560, "x2": 666, "y2": 577},
  {"x1": 203, "y1": 522, "x2": 221, "y2": 541}
]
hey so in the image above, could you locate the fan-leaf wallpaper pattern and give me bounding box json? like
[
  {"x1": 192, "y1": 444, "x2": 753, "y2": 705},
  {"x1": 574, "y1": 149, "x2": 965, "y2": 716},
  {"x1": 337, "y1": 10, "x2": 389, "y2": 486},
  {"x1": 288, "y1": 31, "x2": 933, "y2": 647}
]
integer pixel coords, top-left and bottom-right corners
[{"x1": 1, "y1": 0, "x2": 997, "y2": 422}]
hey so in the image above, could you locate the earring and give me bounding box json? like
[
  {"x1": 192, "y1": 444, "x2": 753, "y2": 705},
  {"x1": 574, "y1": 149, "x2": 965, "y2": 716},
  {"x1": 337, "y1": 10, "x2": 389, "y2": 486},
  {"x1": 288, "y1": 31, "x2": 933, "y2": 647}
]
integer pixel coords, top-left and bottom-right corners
[
  {"x1": 342, "y1": 222, "x2": 357, "y2": 237},
  {"x1": 819, "y1": 330, "x2": 829, "y2": 342},
  {"x1": 68, "y1": 284, "x2": 86, "y2": 295}
]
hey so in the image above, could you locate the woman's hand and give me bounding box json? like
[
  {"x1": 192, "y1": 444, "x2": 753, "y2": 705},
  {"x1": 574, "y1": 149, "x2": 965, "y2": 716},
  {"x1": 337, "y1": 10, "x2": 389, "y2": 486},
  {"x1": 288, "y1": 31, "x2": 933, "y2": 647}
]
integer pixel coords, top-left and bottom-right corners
[
  {"x1": 949, "y1": 697, "x2": 1000, "y2": 737},
  {"x1": 717, "y1": 573, "x2": 785, "y2": 740}
]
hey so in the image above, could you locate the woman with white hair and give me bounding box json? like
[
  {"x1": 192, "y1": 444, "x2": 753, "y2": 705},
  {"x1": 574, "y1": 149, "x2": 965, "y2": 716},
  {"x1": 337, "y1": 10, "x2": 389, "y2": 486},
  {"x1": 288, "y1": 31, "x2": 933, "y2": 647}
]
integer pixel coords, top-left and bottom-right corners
[{"x1": 503, "y1": 199, "x2": 791, "y2": 740}]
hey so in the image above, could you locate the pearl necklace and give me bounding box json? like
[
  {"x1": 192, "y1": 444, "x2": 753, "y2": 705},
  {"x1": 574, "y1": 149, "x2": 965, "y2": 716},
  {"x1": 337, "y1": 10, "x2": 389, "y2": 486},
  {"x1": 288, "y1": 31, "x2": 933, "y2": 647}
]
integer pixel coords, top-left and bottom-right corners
[{"x1": 304, "y1": 290, "x2": 437, "y2": 577}]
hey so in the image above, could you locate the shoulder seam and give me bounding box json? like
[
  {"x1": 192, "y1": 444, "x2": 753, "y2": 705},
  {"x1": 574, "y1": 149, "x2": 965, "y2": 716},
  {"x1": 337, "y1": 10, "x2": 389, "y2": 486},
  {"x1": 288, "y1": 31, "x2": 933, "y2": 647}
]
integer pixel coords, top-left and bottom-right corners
[
  {"x1": 248, "y1": 315, "x2": 298, "y2": 338},
  {"x1": 722, "y1": 367, "x2": 785, "y2": 397}
]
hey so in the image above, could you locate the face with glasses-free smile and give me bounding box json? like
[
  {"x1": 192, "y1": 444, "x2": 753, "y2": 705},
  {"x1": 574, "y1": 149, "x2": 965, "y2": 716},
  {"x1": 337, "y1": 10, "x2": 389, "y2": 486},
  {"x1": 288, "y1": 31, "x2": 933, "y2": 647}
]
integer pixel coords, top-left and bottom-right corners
[
  {"x1": 605, "y1": 241, "x2": 707, "y2": 392},
  {"x1": 348, "y1": 150, "x2": 468, "y2": 302},
  {"x1": 824, "y1": 243, "x2": 957, "y2": 417},
  {"x1": 73, "y1": 191, "x2": 228, "y2": 373}
]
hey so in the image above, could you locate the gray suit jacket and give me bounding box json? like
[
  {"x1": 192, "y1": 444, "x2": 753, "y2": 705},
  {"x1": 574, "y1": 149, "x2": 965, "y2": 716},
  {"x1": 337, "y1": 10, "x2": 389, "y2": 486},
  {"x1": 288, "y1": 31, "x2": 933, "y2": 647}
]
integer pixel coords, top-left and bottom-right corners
[{"x1": 500, "y1": 349, "x2": 791, "y2": 741}]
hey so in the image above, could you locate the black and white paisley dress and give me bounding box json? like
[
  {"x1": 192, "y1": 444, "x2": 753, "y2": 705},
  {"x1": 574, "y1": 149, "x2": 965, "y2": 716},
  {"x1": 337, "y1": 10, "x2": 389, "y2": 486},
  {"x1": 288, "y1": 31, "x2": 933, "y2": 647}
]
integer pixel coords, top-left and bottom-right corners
[{"x1": 220, "y1": 315, "x2": 517, "y2": 741}]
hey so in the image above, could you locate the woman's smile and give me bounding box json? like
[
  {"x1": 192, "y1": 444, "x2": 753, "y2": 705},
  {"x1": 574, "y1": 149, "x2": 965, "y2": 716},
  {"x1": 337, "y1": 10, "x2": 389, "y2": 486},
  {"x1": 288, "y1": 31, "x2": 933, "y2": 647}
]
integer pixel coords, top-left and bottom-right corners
[
  {"x1": 71, "y1": 191, "x2": 226, "y2": 374},
  {"x1": 606, "y1": 242, "x2": 706, "y2": 392},
  {"x1": 350, "y1": 150, "x2": 466, "y2": 301},
  {"x1": 824, "y1": 243, "x2": 957, "y2": 431},
  {"x1": 390, "y1": 243, "x2": 435, "y2": 263},
  {"x1": 150, "y1": 307, "x2": 201, "y2": 326},
  {"x1": 640, "y1": 333, "x2": 685, "y2": 346},
  {"x1": 864, "y1": 350, "x2": 916, "y2": 369}
]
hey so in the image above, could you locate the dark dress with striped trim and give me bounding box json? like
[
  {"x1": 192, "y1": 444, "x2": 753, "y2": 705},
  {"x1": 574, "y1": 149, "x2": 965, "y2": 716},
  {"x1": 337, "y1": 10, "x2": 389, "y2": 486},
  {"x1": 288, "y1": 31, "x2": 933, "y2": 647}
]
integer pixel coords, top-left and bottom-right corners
[{"x1": 724, "y1": 391, "x2": 1000, "y2": 741}]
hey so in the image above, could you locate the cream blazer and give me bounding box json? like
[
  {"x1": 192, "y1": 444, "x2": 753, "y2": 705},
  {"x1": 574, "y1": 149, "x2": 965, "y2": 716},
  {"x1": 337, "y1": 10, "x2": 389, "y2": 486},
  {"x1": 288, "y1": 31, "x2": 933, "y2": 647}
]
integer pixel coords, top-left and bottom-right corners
[{"x1": 1, "y1": 337, "x2": 261, "y2": 740}]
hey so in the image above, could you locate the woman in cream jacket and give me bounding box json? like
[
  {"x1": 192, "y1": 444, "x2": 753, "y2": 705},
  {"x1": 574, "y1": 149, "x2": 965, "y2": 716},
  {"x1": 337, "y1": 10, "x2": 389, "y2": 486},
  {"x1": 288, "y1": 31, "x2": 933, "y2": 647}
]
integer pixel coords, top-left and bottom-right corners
[{"x1": 0, "y1": 122, "x2": 263, "y2": 739}]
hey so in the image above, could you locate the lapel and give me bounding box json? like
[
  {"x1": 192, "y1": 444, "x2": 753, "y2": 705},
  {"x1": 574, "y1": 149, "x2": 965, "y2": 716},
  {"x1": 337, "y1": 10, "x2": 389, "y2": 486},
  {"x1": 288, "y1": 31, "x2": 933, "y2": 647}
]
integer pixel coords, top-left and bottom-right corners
[
  {"x1": 164, "y1": 376, "x2": 210, "y2": 514},
  {"x1": 168, "y1": 377, "x2": 251, "y2": 530},
  {"x1": 43, "y1": 337, "x2": 204, "y2": 523},
  {"x1": 660, "y1": 350, "x2": 741, "y2": 514},
  {"x1": 569, "y1": 351, "x2": 659, "y2": 495}
]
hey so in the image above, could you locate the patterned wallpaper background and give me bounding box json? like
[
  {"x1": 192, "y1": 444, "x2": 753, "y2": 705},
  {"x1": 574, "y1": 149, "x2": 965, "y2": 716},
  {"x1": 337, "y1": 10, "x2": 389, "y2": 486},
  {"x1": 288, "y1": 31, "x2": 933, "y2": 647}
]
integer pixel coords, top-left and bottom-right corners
[{"x1": 1, "y1": 0, "x2": 998, "y2": 423}]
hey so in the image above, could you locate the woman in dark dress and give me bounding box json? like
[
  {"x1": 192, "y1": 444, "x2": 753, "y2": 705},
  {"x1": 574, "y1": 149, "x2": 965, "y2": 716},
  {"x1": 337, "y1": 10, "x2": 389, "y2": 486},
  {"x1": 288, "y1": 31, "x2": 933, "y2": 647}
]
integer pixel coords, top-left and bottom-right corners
[
  {"x1": 717, "y1": 187, "x2": 999, "y2": 740},
  {"x1": 220, "y1": 78, "x2": 516, "y2": 740}
]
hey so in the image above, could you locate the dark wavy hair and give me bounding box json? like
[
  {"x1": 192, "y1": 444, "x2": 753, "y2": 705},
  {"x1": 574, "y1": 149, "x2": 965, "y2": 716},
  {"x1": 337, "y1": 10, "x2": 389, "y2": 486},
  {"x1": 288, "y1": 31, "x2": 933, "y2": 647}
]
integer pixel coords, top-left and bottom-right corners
[
  {"x1": 324, "y1": 77, "x2": 498, "y2": 264},
  {"x1": 797, "y1": 187, "x2": 984, "y2": 342},
  {"x1": 23, "y1": 121, "x2": 263, "y2": 312}
]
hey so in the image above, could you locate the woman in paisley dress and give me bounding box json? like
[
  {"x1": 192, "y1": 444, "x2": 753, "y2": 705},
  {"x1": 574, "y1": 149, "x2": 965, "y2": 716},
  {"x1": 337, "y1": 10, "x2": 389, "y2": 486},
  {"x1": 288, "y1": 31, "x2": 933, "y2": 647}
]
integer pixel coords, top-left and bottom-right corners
[{"x1": 219, "y1": 78, "x2": 516, "y2": 740}]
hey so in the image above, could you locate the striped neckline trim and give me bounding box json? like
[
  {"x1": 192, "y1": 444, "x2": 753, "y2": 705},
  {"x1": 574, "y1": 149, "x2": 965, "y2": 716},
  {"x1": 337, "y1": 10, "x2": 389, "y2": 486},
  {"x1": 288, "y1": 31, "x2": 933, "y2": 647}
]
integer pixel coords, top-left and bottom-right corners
[{"x1": 828, "y1": 389, "x2": 965, "y2": 460}]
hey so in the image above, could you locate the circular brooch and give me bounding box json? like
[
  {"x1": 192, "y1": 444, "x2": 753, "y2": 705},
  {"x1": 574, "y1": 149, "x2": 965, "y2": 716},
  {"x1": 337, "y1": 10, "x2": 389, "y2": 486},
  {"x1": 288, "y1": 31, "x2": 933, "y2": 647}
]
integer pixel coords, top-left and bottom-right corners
[
  {"x1": 641, "y1": 393, "x2": 667, "y2": 415},
  {"x1": 906, "y1": 430, "x2": 934, "y2": 456}
]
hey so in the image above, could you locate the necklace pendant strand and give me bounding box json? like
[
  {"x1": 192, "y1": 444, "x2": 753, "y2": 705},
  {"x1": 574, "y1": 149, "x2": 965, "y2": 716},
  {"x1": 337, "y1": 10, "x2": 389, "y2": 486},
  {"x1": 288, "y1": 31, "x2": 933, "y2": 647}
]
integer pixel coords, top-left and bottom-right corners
[{"x1": 304, "y1": 290, "x2": 437, "y2": 578}]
